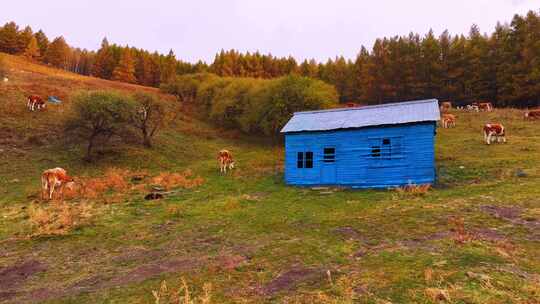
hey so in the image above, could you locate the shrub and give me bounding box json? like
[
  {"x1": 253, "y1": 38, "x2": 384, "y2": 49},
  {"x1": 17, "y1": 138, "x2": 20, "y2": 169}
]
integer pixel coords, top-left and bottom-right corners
[
  {"x1": 160, "y1": 73, "x2": 217, "y2": 103},
  {"x1": 65, "y1": 90, "x2": 136, "y2": 160},
  {"x1": 242, "y1": 75, "x2": 338, "y2": 135},
  {"x1": 131, "y1": 92, "x2": 171, "y2": 147},
  {"x1": 209, "y1": 78, "x2": 261, "y2": 128}
]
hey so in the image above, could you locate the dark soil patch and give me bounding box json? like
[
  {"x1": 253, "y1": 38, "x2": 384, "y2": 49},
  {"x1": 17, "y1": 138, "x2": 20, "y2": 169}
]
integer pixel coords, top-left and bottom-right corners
[
  {"x1": 398, "y1": 231, "x2": 451, "y2": 250},
  {"x1": 481, "y1": 205, "x2": 540, "y2": 229},
  {"x1": 261, "y1": 266, "x2": 325, "y2": 296},
  {"x1": 108, "y1": 258, "x2": 200, "y2": 286},
  {"x1": 0, "y1": 291, "x2": 17, "y2": 301},
  {"x1": 0, "y1": 260, "x2": 46, "y2": 290},
  {"x1": 333, "y1": 227, "x2": 366, "y2": 241},
  {"x1": 112, "y1": 247, "x2": 164, "y2": 264},
  {"x1": 19, "y1": 257, "x2": 203, "y2": 303},
  {"x1": 217, "y1": 254, "x2": 249, "y2": 271},
  {"x1": 472, "y1": 228, "x2": 507, "y2": 242},
  {"x1": 480, "y1": 205, "x2": 522, "y2": 220}
]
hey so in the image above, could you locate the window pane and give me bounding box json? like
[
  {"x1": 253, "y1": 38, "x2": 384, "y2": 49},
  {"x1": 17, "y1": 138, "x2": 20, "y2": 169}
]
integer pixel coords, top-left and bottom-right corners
[
  {"x1": 297, "y1": 152, "x2": 304, "y2": 168},
  {"x1": 383, "y1": 138, "x2": 391, "y2": 145},
  {"x1": 305, "y1": 152, "x2": 313, "y2": 168},
  {"x1": 323, "y1": 147, "x2": 335, "y2": 163},
  {"x1": 371, "y1": 146, "x2": 381, "y2": 157}
]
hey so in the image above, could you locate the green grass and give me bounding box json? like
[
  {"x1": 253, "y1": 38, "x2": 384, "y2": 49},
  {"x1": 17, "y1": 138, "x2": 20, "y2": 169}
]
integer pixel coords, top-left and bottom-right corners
[{"x1": 1, "y1": 56, "x2": 540, "y2": 303}]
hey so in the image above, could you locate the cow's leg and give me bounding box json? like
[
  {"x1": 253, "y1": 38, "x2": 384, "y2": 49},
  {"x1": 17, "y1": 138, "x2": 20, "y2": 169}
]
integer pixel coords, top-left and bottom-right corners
[
  {"x1": 49, "y1": 183, "x2": 55, "y2": 199},
  {"x1": 41, "y1": 176, "x2": 47, "y2": 200},
  {"x1": 486, "y1": 133, "x2": 492, "y2": 145}
]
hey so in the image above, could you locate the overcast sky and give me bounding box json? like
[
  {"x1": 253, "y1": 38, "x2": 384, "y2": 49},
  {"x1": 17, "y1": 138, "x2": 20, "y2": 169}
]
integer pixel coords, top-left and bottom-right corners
[{"x1": 1, "y1": 1, "x2": 538, "y2": 63}]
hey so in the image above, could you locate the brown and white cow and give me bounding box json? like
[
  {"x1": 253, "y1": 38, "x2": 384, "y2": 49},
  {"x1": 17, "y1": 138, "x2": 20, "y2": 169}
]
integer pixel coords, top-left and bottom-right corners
[
  {"x1": 27, "y1": 95, "x2": 46, "y2": 111},
  {"x1": 524, "y1": 109, "x2": 540, "y2": 120},
  {"x1": 467, "y1": 104, "x2": 480, "y2": 112},
  {"x1": 483, "y1": 123, "x2": 506, "y2": 145},
  {"x1": 41, "y1": 167, "x2": 75, "y2": 200},
  {"x1": 217, "y1": 149, "x2": 235, "y2": 173},
  {"x1": 441, "y1": 113, "x2": 456, "y2": 128},
  {"x1": 440, "y1": 101, "x2": 452, "y2": 112},
  {"x1": 478, "y1": 102, "x2": 493, "y2": 112}
]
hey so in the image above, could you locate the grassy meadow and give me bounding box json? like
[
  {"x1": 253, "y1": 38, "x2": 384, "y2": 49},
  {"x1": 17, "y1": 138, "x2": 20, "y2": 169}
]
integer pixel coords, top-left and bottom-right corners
[{"x1": 1, "y1": 54, "x2": 540, "y2": 303}]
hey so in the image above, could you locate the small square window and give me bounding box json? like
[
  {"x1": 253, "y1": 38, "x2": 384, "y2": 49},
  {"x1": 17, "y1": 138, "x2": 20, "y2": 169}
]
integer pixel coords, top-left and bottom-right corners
[
  {"x1": 371, "y1": 146, "x2": 381, "y2": 157},
  {"x1": 383, "y1": 138, "x2": 391, "y2": 145},
  {"x1": 323, "y1": 147, "x2": 335, "y2": 163}
]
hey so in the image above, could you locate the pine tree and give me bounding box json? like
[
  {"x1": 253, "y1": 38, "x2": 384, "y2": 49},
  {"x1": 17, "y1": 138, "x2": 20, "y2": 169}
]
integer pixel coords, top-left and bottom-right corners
[
  {"x1": 160, "y1": 49, "x2": 176, "y2": 84},
  {"x1": 92, "y1": 38, "x2": 116, "y2": 79},
  {"x1": 24, "y1": 36, "x2": 40, "y2": 60},
  {"x1": 18, "y1": 26, "x2": 33, "y2": 53},
  {"x1": 0, "y1": 22, "x2": 21, "y2": 54},
  {"x1": 34, "y1": 30, "x2": 49, "y2": 56},
  {"x1": 112, "y1": 48, "x2": 137, "y2": 83},
  {"x1": 45, "y1": 36, "x2": 70, "y2": 68}
]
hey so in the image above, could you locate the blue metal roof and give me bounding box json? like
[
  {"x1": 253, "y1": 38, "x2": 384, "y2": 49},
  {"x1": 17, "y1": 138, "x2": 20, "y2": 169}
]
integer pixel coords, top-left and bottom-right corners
[{"x1": 281, "y1": 99, "x2": 440, "y2": 133}]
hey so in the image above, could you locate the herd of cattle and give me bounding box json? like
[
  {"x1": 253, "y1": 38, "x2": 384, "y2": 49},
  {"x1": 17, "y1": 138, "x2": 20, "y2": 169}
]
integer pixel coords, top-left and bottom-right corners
[
  {"x1": 439, "y1": 101, "x2": 539, "y2": 145},
  {"x1": 40, "y1": 150, "x2": 237, "y2": 201},
  {"x1": 34, "y1": 96, "x2": 539, "y2": 201}
]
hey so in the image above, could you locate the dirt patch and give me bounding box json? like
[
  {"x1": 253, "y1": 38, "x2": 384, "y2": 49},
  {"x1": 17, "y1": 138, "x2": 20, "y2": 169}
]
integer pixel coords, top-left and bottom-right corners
[
  {"x1": 217, "y1": 254, "x2": 249, "y2": 271},
  {"x1": 0, "y1": 260, "x2": 46, "y2": 290},
  {"x1": 481, "y1": 205, "x2": 540, "y2": 229},
  {"x1": 261, "y1": 266, "x2": 325, "y2": 296},
  {"x1": 333, "y1": 227, "x2": 366, "y2": 241},
  {"x1": 108, "y1": 258, "x2": 202, "y2": 286},
  {"x1": 480, "y1": 205, "x2": 522, "y2": 220},
  {"x1": 472, "y1": 228, "x2": 507, "y2": 242},
  {"x1": 112, "y1": 247, "x2": 164, "y2": 264},
  {"x1": 397, "y1": 231, "x2": 451, "y2": 250},
  {"x1": 19, "y1": 257, "x2": 203, "y2": 303}
]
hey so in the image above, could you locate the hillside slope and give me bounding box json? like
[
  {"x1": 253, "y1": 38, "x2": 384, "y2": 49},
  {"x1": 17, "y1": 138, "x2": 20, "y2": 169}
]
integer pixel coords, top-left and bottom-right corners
[{"x1": 1, "y1": 55, "x2": 540, "y2": 303}]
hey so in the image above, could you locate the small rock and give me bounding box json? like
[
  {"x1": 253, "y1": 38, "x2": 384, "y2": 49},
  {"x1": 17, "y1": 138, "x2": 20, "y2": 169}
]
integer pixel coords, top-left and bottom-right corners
[
  {"x1": 516, "y1": 169, "x2": 527, "y2": 178},
  {"x1": 10, "y1": 178, "x2": 20, "y2": 183},
  {"x1": 145, "y1": 192, "x2": 164, "y2": 200},
  {"x1": 459, "y1": 166, "x2": 465, "y2": 169},
  {"x1": 131, "y1": 175, "x2": 145, "y2": 182}
]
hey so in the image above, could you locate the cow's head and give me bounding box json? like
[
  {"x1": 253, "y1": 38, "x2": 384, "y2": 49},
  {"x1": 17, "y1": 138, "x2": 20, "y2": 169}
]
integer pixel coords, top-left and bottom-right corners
[{"x1": 228, "y1": 160, "x2": 235, "y2": 169}]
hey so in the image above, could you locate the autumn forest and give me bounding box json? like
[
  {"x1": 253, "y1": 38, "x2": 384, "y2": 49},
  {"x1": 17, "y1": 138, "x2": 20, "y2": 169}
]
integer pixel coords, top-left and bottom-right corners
[{"x1": 1, "y1": 10, "x2": 539, "y2": 107}]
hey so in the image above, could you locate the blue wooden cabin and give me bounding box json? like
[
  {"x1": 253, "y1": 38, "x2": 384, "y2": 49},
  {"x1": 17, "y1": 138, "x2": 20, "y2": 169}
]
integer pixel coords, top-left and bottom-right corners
[{"x1": 280, "y1": 99, "x2": 440, "y2": 188}]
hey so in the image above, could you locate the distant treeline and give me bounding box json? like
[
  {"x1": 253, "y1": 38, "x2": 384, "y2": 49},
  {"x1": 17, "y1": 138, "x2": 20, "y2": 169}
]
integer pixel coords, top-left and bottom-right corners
[
  {"x1": 1, "y1": 10, "x2": 539, "y2": 106},
  {"x1": 161, "y1": 74, "x2": 338, "y2": 135}
]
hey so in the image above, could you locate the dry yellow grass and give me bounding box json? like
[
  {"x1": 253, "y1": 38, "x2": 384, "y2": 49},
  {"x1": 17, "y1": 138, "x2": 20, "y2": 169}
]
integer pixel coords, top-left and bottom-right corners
[
  {"x1": 27, "y1": 201, "x2": 95, "y2": 236},
  {"x1": 152, "y1": 278, "x2": 212, "y2": 304},
  {"x1": 151, "y1": 170, "x2": 205, "y2": 190}
]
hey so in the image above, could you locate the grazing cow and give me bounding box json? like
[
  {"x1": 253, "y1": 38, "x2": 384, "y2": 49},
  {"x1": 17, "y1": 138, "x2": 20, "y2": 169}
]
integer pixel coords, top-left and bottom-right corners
[
  {"x1": 441, "y1": 114, "x2": 456, "y2": 128},
  {"x1": 41, "y1": 167, "x2": 75, "y2": 200},
  {"x1": 27, "y1": 95, "x2": 46, "y2": 111},
  {"x1": 524, "y1": 109, "x2": 540, "y2": 120},
  {"x1": 467, "y1": 104, "x2": 480, "y2": 112},
  {"x1": 478, "y1": 102, "x2": 493, "y2": 112},
  {"x1": 440, "y1": 101, "x2": 452, "y2": 112},
  {"x1": 217, "y1": 149, "x2": 235, "y2": 173},
  {"x1": 483, "y1": 123, "x2": 506, "y2": 145}
]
